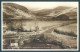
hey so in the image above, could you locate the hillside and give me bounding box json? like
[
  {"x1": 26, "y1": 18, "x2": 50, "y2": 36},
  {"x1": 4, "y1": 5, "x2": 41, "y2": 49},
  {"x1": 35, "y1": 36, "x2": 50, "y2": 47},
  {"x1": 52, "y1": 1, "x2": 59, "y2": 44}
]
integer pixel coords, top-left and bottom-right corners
[
  {"x1": 33, "y1": 6, "x2": 71, "y2": 16},
  {"x1": 3, "y1": 3, "x2": 34, "y2": 20},
  {"x1": 65, "y1": 8, "x2": 77, "y2": 19},
  {"x1": 45, "y1": 6, "x2": 71, "y2": 16},
  {"x1": 33, "y1": 6, "x2": 77, "y2": 20}
]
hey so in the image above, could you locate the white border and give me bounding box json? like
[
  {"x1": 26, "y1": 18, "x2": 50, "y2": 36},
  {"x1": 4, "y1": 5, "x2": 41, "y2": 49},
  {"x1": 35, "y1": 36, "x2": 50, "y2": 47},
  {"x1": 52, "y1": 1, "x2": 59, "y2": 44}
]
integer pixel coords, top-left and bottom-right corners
[{"x1": 1, "y1": 1, "x2": 79, "y2": 51}]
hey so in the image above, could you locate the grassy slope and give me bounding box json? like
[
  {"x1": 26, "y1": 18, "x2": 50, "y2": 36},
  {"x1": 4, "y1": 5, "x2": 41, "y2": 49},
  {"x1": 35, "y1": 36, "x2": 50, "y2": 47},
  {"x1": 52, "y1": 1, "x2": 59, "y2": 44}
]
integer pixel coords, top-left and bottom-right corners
[
  {"x1": 38, "y1": 22, "x2": 77, "y2": 49},
  {"x1": 54, "y1": 23, "x2": 77, "y2": 37}
]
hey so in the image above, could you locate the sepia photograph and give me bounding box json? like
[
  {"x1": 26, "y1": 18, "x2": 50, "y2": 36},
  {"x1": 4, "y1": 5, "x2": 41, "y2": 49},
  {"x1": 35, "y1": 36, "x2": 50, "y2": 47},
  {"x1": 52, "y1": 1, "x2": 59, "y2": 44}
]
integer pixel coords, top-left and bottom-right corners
[{"x1": 1, "y1": 1, "x2": 79, "y2": 51}]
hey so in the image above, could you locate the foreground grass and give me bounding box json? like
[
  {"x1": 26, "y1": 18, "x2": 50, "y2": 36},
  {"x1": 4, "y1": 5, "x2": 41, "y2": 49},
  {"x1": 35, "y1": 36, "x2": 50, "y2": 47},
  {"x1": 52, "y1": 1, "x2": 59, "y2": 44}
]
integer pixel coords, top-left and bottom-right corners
[{"x1": 37, "y1": 33, "x2": 77, "y2": 49}]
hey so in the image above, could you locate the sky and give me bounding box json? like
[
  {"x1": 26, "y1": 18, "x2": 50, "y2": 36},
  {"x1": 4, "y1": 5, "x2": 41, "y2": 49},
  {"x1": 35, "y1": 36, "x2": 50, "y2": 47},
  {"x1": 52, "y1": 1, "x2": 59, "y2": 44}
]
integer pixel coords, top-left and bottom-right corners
[{"x1": 3, "y1": 2, "x2": 78, "y2": 11}]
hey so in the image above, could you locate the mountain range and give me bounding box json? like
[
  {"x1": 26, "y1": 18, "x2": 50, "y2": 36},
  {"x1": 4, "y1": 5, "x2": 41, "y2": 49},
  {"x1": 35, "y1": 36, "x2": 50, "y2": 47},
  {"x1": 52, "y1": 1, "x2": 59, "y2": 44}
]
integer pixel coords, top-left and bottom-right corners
[{"x1": 3, "y1": 3, "x2": 77, "y2": 20}]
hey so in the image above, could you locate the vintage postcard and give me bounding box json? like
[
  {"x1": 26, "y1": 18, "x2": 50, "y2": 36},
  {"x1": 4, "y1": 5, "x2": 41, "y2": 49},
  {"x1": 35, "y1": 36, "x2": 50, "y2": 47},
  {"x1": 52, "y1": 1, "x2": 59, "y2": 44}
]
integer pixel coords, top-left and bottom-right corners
[{"x1": 1, "y1": 1, "x2": 79, "y2": 51}]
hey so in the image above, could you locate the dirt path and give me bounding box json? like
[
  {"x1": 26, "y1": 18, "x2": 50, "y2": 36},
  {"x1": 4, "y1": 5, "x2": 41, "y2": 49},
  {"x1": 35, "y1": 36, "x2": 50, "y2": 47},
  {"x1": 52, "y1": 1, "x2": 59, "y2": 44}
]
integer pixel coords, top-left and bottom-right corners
[{"x1": 41, "y1": 21, "x2": 76, "y2": 34}]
